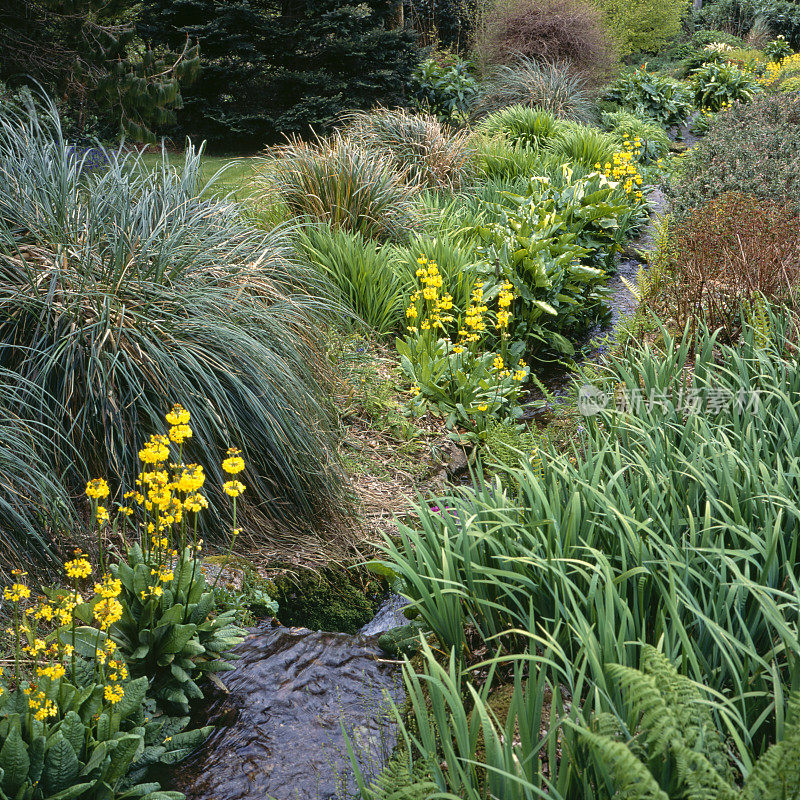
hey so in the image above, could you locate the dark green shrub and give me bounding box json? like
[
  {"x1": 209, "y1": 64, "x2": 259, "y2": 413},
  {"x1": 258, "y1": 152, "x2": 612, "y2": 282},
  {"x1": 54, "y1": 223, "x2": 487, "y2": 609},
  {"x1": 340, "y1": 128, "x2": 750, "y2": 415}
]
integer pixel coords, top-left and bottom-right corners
[
  {"x1": 755, "y1": 0, "x2": 800, "y2": 48},
  {"x1": 666, "y1": 92, "x2": 800, "y2": 218}
]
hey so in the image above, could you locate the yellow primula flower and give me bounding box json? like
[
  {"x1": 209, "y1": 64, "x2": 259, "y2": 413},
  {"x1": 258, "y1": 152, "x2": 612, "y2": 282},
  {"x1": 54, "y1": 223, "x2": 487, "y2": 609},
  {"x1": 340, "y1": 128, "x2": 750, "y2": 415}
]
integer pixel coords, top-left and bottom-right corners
[
  {"x1": 165, "y1": 403, "x2": 191, "y2": 426},
  {"x1": 85, "y1": 478, "x2": 110, "y2": 500},
  {"x1": 223, "y1": 480, "x2": 246, "y2": 498},
  {"x1": 64, "y1": 556, "x2": 91, "y2": 580},
  {"x1": 222, "y1": 448, "x2": 245, "y2": 474},
  {"x1": 168, "y1": 424, "x2": 193, "y2": 445},
  {"x1": 104, "y1": 684, "x2": 125, "y2": 705}
]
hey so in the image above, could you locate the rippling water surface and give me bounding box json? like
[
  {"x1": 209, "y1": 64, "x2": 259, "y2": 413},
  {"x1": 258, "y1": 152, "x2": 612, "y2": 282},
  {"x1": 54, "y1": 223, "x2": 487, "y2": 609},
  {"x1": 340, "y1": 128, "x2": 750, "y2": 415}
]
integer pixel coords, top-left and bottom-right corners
[{"x1": 167, "y1": 599, "x2": 405, "y2": 800}]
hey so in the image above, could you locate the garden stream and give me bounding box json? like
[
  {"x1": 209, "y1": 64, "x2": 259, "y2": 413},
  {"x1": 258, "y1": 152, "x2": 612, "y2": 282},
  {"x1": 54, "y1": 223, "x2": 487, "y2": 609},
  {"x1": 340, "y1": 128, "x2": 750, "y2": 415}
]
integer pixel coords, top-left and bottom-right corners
[
  {"x1": 162, "y1": 596, "x2": 408, "y2": 800},
  {"x1": 165, "y1": 188, "x2": 668, "y2": 800}
]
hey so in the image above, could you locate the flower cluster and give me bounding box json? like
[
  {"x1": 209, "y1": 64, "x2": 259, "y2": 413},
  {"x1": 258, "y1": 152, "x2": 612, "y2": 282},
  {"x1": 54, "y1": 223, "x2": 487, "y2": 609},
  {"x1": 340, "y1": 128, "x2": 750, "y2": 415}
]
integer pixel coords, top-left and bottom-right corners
[
  {"x1": 400, "y1": 258, "x2": 529, "y2": 432},
  {"x1": 760, "y1": 52, "x2": 800, "y2": 91},
  {"x1": 599, "y1": 134, "x2": 644, "y2": 202},
  {"x1": 1, "y1": 561, "x2": 128, "y2": 725},
  {"x1": 406, "y1": 258, "x2": 455, "y2": 334}
]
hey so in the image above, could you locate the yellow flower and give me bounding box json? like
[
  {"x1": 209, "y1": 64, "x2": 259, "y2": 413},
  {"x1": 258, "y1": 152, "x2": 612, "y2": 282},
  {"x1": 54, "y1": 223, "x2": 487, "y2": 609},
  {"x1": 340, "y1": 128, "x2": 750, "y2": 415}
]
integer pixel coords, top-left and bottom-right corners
[
  {"x1": 169, "y1": 424, "x2": 193, "y2": 445},
  {"x1": 104, "y1": 639, "x2": 117, "y2": 655},
  {"x1": 184, "y1": 492, "x2": 209, "y2": 513},
  {"x1": 36, "y1": 664, "x2": 66, "y2": 681},
  {"x1": 492, "y1": 356, "x2": 504, "y2": 371},
  {"x1": 165, "y1": 403, "x2": 191, "y2": 426},
  {"x1": 223, "y1": 480, "x2": 246, "y2": 498},
  {"x1": 85, "y1": 478, "x2": 110, "y2": 500},
  {"x1": 176, "y1": 464, "x2": 205, "y2": 493},
  {"x1": 104, "y1": 684, "x2": 125, "y2": 705},
  {"x1": 405, "y1": 306, "x2": 417, "y2": 319},
  {"x1": 138, "y1": 434, "x2": 170, "y2": 465},
  {"x1": 64, "y1": 556, "x2": 91, "y2": 580},
  {"x1": 452, "y1": 345, "x2": 464, "y2": 354},
  {"x1": 477, "y1": 404, "x2": 488, "y2": 412},
  {"x1": 94, "y1": 576, "x2": 122, "y2": 599},
  {"x1": 513, "y1": 369, "x2": 527, "y2": 382},
  {"x1": 4, "y1": 583, "x2": 30, "y2": 602},
  {"x1": 222, "y1": 448, "x2": 245, "y2": 474},
  {"x1": 94, "y1": 597, "x2": 123, "y2": 629},
  {"x1": 96, "y1": 505, "x2": 109, "y2": 526}
]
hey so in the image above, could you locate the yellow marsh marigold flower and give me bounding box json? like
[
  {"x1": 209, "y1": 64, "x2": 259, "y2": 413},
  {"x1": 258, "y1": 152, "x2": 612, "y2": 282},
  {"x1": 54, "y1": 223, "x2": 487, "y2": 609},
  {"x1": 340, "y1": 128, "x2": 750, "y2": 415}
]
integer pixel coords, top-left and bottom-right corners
[
  {"x1": 104, "y1": 685, "x2": 125, "y2": 705},
  {"x1": 165, "y1": 403, "x2": 190, "y2": 426},
  {"x1": 94, "y1": 597, "x2": 123, "y2": 629},
  {"x1": 4, "y1": 583, "x2": 30, "y2": 602},
  {"x1": 168, "y1": 424, "x2": 192, "y2": 445},
  {"x1": 85, "y1": 478, "x2": 110, "y2": 500},
  {"x1": 223, "y1": 480, "x2": 246, "y2": 498},
  {"x1": 65, "y1": 556, "x2": 91, "y2": 580},
  {"x1": 222, "y1": 448, "x2": 245, "y2": 475}
]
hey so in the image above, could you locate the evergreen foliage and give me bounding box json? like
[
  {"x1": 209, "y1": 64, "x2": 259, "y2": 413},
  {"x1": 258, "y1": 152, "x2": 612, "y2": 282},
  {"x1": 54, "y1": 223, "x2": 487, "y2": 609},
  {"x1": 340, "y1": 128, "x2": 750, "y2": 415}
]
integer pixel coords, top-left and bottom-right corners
[
  {"x1": 0, "y1": 0, "x2": 198, "y2": 141},
  {"x1": 138, "y1": 0, "x2": 421, "y2": 150}
]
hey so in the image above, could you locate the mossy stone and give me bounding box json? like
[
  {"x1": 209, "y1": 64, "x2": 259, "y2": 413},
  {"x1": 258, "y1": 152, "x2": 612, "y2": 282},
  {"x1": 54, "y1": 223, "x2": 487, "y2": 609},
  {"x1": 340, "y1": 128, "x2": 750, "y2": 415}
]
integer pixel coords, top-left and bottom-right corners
[
  {"x1": 269, "y1": 567, "x2": 378, "y2": 634},
  {"x1": 377, "y1": 622, "x2": 425, "y2": 656}
]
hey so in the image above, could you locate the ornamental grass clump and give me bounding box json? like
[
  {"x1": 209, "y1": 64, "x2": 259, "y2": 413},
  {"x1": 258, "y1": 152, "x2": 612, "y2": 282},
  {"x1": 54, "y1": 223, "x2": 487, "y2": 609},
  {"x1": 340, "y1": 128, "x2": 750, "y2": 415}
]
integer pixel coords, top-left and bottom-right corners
[
  {"x1": 346, "y1": 108, "x2": 476, "y2": 192},
  {"x1": 0, "y1": 95, "x2": 345, "y2": 554},
  {"x1": 258, "y1": 132, "x2": 420, "y2": 241}
]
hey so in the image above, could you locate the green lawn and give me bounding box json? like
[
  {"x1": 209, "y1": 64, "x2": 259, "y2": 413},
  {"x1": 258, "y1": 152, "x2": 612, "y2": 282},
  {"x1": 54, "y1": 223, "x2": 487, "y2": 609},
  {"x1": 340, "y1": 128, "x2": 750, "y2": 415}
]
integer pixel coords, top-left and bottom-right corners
[{"x1": 137, "y1": 152, "x2": 261, "y2": 198}]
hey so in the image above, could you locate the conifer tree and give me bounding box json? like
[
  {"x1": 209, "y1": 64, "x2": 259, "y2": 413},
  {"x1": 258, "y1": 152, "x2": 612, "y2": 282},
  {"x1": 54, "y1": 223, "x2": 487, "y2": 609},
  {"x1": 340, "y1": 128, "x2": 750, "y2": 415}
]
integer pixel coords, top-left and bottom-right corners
[
  {"x1": 0, "y1": 0, "x2": 199, "y2": 141},
  {"x1": 138, "y1": 0, "x2": 420, "y2": 150}
]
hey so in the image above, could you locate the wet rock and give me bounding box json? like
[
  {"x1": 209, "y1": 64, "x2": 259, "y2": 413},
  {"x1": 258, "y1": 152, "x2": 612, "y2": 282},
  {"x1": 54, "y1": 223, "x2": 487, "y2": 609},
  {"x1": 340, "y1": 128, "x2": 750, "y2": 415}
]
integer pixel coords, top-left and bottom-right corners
[{"x1": 444, "y1": 441, "x2": 469, "y2": 477}]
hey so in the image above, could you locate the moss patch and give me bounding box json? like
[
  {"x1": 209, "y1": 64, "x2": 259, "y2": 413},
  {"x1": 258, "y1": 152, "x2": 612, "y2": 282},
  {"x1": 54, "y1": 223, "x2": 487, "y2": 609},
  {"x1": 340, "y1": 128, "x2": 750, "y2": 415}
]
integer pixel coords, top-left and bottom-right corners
[{"x1": 267, "y1": 566, "x2": 381, "y2": 634}]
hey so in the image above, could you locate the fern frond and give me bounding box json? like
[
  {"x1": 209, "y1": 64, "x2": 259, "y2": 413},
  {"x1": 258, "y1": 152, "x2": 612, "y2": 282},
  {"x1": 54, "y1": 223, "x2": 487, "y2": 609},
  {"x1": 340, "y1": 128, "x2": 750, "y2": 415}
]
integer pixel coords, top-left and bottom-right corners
[
  {"x1": 672, "y1": 743, "x2": 739, "y2": 800},
  {"x1": 368, "y1": 753, "x2": 438, "y2": 800},
  {"x1": 741, "y1": 690, "x2": 800, "y2": 800},
  {"x1": 607, "y1": 662, "x2": 682, "y2": 760},
  {"x1": 576, "y1": 727, "x2": 671, "y2": 800},
  {"x1": 640, "y1": 646, "x2": 730, "y2": 780}
]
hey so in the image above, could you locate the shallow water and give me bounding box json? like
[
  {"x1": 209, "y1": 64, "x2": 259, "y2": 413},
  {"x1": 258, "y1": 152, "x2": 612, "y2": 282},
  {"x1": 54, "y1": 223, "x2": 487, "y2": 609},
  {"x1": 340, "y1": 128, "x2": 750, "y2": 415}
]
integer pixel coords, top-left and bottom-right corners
[{"x1": 166, "y1": 598, "x2": 405, "y2": 800}]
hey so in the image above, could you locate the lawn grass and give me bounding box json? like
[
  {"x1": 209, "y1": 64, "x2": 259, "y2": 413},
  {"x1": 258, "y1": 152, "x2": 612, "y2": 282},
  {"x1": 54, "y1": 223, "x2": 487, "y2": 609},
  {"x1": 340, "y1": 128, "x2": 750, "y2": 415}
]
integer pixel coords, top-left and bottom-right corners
[{"x1": 137, "y1": 151, "x2": 261, "y2": 198}]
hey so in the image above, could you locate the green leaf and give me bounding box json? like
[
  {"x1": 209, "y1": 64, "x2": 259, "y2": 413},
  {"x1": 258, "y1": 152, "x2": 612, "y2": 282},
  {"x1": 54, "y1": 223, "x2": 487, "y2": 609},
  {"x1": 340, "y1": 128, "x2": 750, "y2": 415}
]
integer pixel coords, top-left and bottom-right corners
[
  {"x1": 44, "y1": 733, "x2": 81, "y2": 795},
  {"x1": 0, "y1": 721, "x2": 29, "y2": 795}
]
